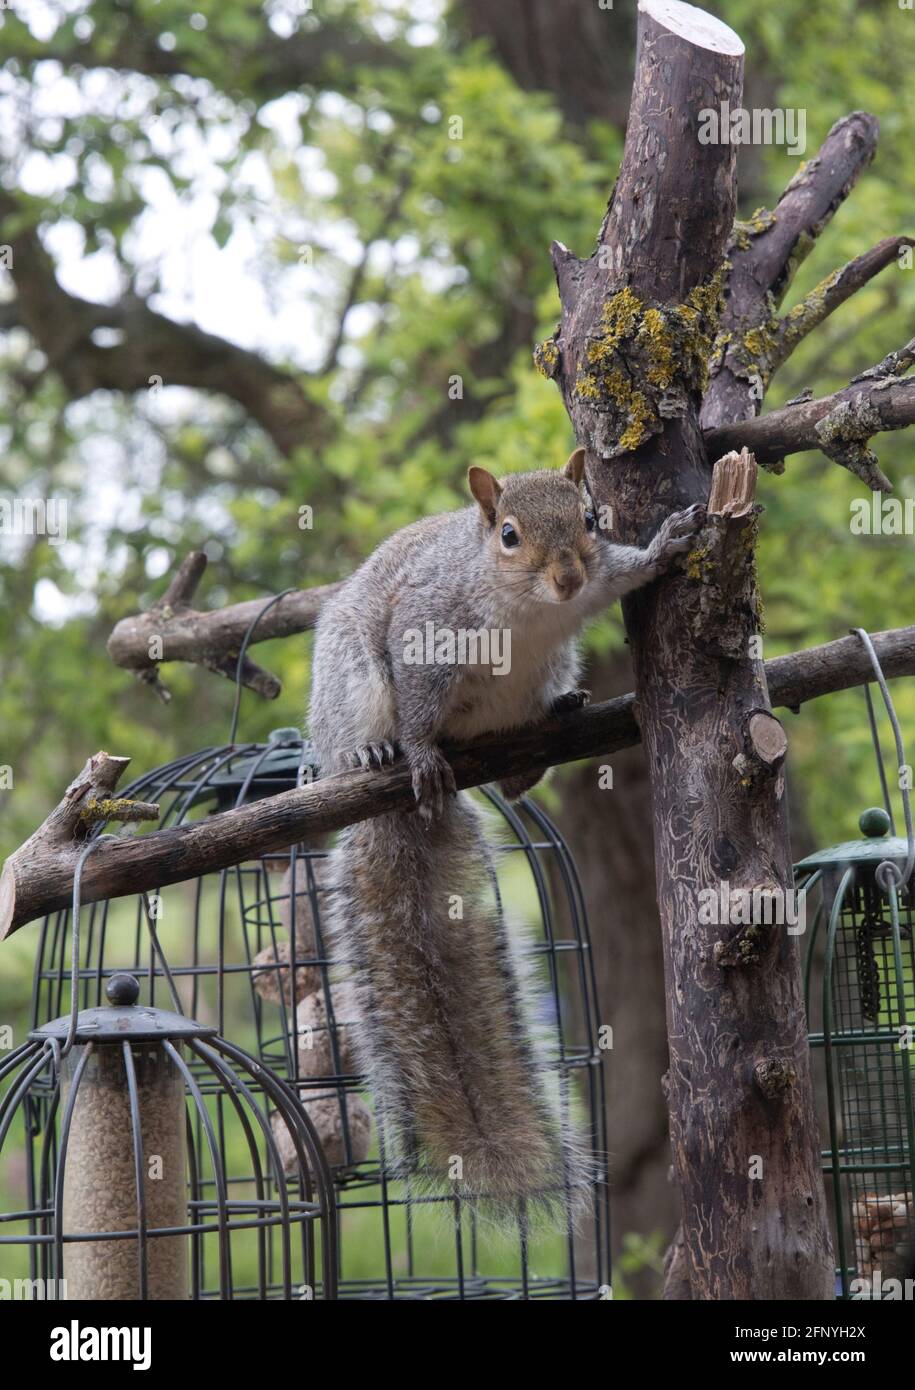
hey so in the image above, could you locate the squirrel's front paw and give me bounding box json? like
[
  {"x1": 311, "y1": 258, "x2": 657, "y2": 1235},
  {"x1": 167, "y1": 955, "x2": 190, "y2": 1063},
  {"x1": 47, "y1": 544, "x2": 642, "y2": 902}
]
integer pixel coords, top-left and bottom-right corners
[
  {"x1": 408, "y1": 745, "x2": 457, "y2": 819},
  {"x1": 650, "y1": 502, "x2": 706, "y2": 564},
  {"x1": 347, "y1": 741, "x2": 397, "y2": 771}
]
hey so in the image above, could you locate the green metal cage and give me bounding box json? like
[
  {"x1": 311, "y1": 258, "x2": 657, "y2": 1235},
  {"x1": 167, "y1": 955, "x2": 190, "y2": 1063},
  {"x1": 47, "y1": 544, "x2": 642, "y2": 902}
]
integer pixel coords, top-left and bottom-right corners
[
  {"x1": 799, "y1": 809, "x2": 915, "y2": 1297},
  {"x1": 798, "y1": 629, "x2": 915, "y2": 1298}
]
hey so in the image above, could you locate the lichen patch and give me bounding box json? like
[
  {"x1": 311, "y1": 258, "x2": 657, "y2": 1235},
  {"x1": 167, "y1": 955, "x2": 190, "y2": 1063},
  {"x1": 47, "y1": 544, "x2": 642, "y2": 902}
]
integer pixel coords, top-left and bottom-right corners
[{"x1": 570, "y1": 274, "x2": 723, "y2": 458}]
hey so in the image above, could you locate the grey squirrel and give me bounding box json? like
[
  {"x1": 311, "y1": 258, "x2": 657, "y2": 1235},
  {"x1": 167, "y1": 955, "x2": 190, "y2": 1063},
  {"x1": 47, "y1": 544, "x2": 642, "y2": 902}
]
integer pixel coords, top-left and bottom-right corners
[{"x1": 308, "y1": 448, "x2": 704, "y2": 1217}]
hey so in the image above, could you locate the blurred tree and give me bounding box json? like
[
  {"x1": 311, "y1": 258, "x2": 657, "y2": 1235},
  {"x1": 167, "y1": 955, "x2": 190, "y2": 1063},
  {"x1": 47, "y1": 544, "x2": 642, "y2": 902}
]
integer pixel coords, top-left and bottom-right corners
[{"x1": 1, "y1": 0, "x2": 914, "y2": 1293}]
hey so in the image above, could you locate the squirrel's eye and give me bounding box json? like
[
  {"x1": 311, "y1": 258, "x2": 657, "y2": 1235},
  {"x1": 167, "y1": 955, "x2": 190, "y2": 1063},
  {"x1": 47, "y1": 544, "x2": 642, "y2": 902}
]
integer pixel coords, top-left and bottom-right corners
[
  {"x1": 585, "y1": 510, "x2": 596, "y2": 532},
  {"x1": 501, "y1": 522, "x2": 520, "y2": 548}
]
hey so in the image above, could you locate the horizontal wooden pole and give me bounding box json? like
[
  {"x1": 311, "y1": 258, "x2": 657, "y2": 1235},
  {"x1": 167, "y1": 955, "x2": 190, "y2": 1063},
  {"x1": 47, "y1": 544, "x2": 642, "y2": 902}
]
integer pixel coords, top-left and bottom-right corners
[{"x1": 2, "y1": 623, "x2": 913, "y2": 940}]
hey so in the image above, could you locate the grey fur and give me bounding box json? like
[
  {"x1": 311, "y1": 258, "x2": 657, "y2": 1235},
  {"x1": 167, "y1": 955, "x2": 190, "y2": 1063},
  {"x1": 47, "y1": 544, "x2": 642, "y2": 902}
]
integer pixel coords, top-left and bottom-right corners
[{"x1": 309, "y1": 466, "x2": 703, "y2": 1218}]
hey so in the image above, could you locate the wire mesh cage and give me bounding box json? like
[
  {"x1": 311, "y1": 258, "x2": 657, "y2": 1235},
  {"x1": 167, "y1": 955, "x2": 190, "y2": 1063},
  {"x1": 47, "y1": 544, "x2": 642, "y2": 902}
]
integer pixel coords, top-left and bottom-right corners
[
  {"x1": 800, "y1": 810, "x2": 915, "y2": 1298},
  {"x1": 800, "y1": 631, "x2": 915, "y2": 1299},
  {"x1": 0, "y1": 971, "x2": 338, "y2": 1300},
  {"x1": 18, "y1": 727, "x2": 611, "y2": 1300}
]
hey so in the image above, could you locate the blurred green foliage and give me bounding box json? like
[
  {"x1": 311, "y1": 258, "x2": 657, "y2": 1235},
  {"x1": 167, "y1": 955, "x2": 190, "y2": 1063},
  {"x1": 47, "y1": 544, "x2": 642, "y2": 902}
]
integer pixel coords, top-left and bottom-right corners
[
  {"x1": 0, "y1": 0, "x2": 912, "y2": 1046},
  {"x1": 0, "y1": 0, "x2": 914, "y2": 1302}
]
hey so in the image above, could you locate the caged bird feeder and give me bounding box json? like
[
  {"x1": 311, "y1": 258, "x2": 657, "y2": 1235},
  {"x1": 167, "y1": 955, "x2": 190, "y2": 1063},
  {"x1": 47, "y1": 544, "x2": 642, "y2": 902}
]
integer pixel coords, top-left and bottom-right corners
[
  {"x1": 18, "y1": 726, "x2": 611, "y2": 1300},
  {"x1": 0, "y1": 962, "x2": 338, "y2": 1300},
  {"x1": 799, "y1": 631, "x2": 915, "y2": 1298}
]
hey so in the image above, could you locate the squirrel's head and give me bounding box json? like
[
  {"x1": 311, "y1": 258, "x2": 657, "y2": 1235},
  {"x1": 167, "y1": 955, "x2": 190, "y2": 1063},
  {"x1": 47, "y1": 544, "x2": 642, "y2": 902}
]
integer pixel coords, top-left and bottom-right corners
[{"x1": 467, "y1": 449, "x2": 599, "y2": 606}]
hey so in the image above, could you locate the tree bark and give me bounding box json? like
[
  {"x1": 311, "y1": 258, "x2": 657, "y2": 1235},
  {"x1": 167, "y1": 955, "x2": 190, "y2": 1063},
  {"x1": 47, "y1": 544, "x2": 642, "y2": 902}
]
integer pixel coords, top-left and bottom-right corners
[
  {"x1": 547, "y1": 651, "x2": 675, "y2": 1299},
  {"x1": 461, "y1": 0, "x2": 637, "y2": 130},
  {"x1": 543, "y1": 0, "x2": 835, "y2": 1299},
  {"x1": 700, "y1": 112, "x2": 880, "y2": 431}
]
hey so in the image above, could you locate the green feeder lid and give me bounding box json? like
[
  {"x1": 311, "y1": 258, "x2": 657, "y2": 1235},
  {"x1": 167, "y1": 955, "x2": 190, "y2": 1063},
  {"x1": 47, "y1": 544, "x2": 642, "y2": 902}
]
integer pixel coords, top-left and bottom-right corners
[
  {"x1": 207, "y1": 728, "x2": 319, "y2": 805},
  {"x1": 794, "y1": 806, "x2": 911, "y2": 870}
]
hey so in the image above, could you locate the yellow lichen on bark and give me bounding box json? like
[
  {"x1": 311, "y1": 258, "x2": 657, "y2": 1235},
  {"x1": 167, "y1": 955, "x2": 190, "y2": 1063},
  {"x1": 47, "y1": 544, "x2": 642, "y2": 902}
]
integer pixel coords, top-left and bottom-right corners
[{"x1": 570, "y1": 273, "x2": 722, "y2": 457}]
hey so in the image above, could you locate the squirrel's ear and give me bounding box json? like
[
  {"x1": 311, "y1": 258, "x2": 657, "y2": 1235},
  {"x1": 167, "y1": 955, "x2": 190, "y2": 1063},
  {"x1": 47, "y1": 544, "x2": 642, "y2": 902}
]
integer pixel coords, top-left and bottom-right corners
[
  {"x1": 468, "y1": 466, "x2": 503, "y2": 525},
  {"x1": 563, "y1": 446, "x2": 586, "y2": 487}
]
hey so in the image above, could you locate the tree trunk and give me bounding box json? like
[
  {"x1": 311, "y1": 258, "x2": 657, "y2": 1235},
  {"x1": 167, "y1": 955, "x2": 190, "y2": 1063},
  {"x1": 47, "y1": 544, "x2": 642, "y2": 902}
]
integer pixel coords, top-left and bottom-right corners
[
  {"x1": 461, "y1": 0, "x2": 636, "y2": 130},
  {"x1": 543, "y1": 0, "x2": 834, "y2": 1299},
  {"x1": 549, "y1": 650, "x2": 675, "y2": 1299},
  {"x1": 457, "y1": 0, "x2": 778, "y2": 200}
]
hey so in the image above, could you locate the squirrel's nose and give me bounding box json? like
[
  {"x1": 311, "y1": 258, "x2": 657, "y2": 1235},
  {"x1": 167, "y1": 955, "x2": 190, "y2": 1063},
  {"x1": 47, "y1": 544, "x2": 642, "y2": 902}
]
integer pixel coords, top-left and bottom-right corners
[{"x1": 551, "y1": 566, "x2": 584, "y2": 601}]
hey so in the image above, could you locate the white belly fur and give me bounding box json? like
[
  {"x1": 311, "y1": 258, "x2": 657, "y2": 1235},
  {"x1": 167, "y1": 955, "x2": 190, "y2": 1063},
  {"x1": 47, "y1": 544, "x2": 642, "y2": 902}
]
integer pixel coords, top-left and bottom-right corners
[{"x1": 440, "y1": 609, "x2": 579, "y2": 740}]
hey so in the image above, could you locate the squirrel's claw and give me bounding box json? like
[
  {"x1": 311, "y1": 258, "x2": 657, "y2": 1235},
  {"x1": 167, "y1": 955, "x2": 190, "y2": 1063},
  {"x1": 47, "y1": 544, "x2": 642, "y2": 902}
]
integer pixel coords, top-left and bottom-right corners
[
  {"x1": 409, "y1": 746, "x2": 457, "y2": 819},
  {"x1": 650, "y1": 503, "x2": 706, "y2": 563},
  {"x1": 678, "y1": 501, "x2": 707, "y2": 529},
  {"x1": 349, "y1": 741, "x2": 398, "y2": 771}
]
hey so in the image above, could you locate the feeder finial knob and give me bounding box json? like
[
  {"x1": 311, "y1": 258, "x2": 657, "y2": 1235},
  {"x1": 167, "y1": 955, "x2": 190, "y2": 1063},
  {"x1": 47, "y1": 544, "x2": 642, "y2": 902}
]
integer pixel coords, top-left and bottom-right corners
[
  {"x1": 106, "y1": 972, "x2": 141, "y2": 1006},
  {"x1": 268, "y1": 727, "x2": 301, "y2": 746},
  {"x1": 859, "y1": 806, "x2": 892, "y2": 839}
]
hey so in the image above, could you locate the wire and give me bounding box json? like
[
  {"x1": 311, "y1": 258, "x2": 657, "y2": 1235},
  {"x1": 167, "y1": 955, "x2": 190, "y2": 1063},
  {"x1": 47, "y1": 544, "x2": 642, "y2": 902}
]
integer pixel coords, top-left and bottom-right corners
[
  {"x1": 863, "y1": 681, "x2": 897, "y2": 835},
  {"x1": 227, "y1": 589, "x2": 296, "y2": 745},
  {"x1": 61, "y1": 830, "x2": 118, "y2": 1058},
  {"x1": 852, "y1": 627, "x2": 915, "y2": 896},
  {"x1": 141, "y1": 891, "x2": 185, "y2": 1015}
]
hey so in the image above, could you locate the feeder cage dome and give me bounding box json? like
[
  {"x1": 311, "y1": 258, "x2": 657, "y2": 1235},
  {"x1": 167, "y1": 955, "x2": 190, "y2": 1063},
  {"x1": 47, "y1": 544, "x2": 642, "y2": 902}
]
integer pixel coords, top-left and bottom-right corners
[
  {"x1": 18, "y1": 728, "x2": 611, "y2": 1300},
  {"x1": 0, "y1": 971, "x2": 338, "y2": 1299}
]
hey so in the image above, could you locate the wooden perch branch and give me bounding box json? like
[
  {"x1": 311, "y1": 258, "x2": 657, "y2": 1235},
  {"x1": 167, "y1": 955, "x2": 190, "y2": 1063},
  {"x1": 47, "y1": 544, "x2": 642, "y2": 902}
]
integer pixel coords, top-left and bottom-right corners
[
  {"x1": 106, "y1": 550, "x2": 342, "y2": 699},
  {"x1": 8, "y1": 627, "x2": 915, "y2": 935},
  {"x1": 106, "y1": 363, "x2": 913, "y2": 697},
  {"x1": 706, "y1": 363, "x2": 915, "y2": 490},
  {"x1": 0, "y1": 751, "x2": 160, "y2": 938},
  {"x1": 107, "y1": 317, "x2": 913, "y2": 700}
]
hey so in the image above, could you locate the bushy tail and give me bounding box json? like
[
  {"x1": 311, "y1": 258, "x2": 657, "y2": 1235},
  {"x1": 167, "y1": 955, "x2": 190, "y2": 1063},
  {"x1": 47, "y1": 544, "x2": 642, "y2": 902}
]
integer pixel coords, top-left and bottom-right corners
[{"x1": 324, "y1": 792, "x2": 592, "y2": 1222}]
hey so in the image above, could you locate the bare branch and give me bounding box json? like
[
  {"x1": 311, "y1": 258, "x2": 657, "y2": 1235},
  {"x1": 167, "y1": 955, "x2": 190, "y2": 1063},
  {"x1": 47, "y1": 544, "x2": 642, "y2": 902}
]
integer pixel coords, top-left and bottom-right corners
[
  {"x1": 0, "y1": 195, "x2": 329, "y2": 456},
  {"x1": 20, "y1": 17, "x2": 411, "y2": 106},
  {"x1": 768, "y1": 237, "x2": 912, "y2": 372},
  {"x1": 720, "y1": 237, "x2": 913, "y2": 400},
  {"x1": 702, "y1": 112, "x2": 881, "y2": 430},
  {"x1": 0, "y1": 751, "x2": 161, "y2": 940},
  {"x1": 107, "y1": 354, "x2": 914, "y2": 701},
  {"x1": 705, "y1": 369, "x2": 915, "y2": 491},
  {"x1": 317, "y1": 170, "x2": 410, "y2": 377},
  {"x1": 107, "y1": 552, "x2": 343, "y2": 699},
  {"x1": 6, "y1": 621, "x2": 915, "y2": 938}
]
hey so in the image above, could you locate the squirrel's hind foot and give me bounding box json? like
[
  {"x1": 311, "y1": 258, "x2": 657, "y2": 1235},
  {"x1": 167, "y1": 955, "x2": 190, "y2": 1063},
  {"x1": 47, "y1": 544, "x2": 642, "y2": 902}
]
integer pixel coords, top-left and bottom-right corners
[
  {"x1": 498, "y1": 768, "x2": 546, "y2": 801},
  {"x1": 407, "y1": 744, "x2": 457, "y2": 819},
  {"x1": 551, "y1": 688, "x2": 591, "y2": 715}
]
